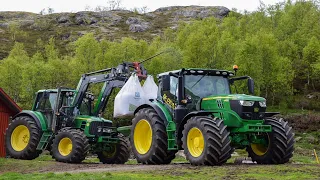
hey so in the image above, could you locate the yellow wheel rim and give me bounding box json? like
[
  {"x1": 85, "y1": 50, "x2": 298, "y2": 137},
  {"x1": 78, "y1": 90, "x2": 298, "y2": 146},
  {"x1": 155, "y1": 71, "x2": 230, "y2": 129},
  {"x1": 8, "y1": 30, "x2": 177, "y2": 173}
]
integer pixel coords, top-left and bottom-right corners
[
  {"x1": 187, "y1": 127, "x2": 204, "y2": 157},
  {"x1": 251, "y1": 134, "x2": 270, "y2": 156},
  {"x1": 58, "y1": 137, "x2": 73, "y2": 156},
  {"x1": 102, "y1": 145, "x2": 117, "y2": 158},
  {"x1": 134, "y1": 119, "x2": 152, "y2": 154},
  {"x1": 11, "y1": 125, "x2": 30, "y2": 151}
]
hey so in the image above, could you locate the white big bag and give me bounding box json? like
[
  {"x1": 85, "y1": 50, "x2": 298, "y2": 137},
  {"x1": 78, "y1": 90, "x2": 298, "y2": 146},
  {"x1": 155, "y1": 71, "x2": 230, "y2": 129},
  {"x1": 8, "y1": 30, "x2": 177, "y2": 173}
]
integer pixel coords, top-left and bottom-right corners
[
  {"x1": 113, "y1": 74, "x2": 145, "y2": 118},
  {"x1": 142, "y1": 75, "x2": 158, "y2": 103}
]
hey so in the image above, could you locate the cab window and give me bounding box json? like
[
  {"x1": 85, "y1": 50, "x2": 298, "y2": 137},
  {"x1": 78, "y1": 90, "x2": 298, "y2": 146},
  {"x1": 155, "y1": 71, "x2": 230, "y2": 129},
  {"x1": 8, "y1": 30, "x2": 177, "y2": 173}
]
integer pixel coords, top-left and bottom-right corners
[
  {"x1": 35, "y1": 92, "x2": 57, "y2": 111},
  {"x1": 169, "y1": 76, "x2": 178, "y2": 96}
]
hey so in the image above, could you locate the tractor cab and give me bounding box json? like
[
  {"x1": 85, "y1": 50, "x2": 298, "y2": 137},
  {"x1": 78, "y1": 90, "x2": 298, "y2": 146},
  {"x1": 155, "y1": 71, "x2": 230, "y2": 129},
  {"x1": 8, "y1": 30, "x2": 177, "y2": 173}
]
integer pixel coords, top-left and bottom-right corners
[
  {"x1": 32, "y1": 89, "x2": 76, "y2": 131},
  {"x1": 32, "y1": 89, "x2": 96, "y2": 132},
  {"x1": 158, "y1": 69, "x2": 233, "y2": 111},
  {"x1": 157, "y1": 68, "x2": 267, "y2": 129}
]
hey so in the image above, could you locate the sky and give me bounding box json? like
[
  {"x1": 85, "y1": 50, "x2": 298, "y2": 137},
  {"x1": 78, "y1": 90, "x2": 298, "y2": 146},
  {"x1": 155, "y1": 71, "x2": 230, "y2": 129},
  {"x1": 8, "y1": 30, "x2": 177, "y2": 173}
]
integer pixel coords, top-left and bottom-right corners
[{"x1": 0, "y1": 0, "x2": 283, "y2": 13}]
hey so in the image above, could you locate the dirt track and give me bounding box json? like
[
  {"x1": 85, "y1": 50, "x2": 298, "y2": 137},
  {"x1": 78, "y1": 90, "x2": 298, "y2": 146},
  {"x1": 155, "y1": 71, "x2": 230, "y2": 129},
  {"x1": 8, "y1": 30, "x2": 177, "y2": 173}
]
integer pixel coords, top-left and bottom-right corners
[
  {"x1": 53, "y1": 163, "x2": 185, "y2": 174},
  {"x1": 2, "y1": 158, "x2": 320, "y2": 179},
  {"x1": 37, "y1": 162, "x2": 314, "y2": 174}
]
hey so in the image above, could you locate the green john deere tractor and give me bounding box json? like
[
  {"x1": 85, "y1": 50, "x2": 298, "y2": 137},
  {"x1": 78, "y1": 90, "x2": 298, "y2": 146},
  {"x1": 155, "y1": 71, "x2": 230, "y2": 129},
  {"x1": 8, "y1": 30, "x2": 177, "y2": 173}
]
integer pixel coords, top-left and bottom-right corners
[
  {"x1": 131, "y1": 68, "x2": 295, "y2": 165},
  {"x1": 5, "y1": 62, "x2": 147, "y2": 163}
]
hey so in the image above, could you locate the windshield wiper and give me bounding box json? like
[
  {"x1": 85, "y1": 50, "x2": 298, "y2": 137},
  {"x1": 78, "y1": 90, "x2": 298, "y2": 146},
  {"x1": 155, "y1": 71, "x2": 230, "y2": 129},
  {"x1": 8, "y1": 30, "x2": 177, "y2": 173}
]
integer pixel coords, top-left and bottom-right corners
[{"x1": 190, "y1": 72, "x2": 208, "y2": 89}]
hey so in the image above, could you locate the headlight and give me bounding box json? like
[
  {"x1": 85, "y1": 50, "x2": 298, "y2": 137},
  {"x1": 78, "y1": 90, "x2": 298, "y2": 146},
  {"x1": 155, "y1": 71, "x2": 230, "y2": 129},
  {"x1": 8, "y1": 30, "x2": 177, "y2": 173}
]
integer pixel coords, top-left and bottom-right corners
[
  {"x1": 239, "y1": 100, "x2": 254, "y2": 106},
  {"x1": 97, "y1": 127, "x2": 112, "y2": 133},
  {"x1": 259, "y1": 101, "x2": 267, "y2": 107},
  {"x1": 103, "y1": 128, "x2": 112, "y2": 133}
]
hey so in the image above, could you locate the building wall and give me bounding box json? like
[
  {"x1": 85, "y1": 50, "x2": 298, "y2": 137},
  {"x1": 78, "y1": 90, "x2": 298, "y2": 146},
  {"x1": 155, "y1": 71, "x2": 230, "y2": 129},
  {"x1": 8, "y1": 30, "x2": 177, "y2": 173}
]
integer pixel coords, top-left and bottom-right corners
[{"x1": 0, "y1": 101, "x2": 10, "y2": 157}]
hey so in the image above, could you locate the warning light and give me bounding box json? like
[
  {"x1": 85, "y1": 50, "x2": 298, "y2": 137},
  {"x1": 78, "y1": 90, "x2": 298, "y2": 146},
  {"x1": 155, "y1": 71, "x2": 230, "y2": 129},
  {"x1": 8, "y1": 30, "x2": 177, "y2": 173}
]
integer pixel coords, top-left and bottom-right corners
[{"x1": 233, "y1": 65, "x2": 239, "y2": 71}]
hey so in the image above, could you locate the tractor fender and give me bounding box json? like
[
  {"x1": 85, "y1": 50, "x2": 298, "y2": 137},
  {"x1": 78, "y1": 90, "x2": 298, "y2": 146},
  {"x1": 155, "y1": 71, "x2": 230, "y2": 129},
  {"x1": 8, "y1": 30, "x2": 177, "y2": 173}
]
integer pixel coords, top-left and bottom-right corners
[
  {"x1": 265, "y1": 112, "x2": 280, "y2": 117},
  {"x1": 134, "y1": 103, "x2": 172, "y2": 126},
  {"x1": 180, "y1": 111, "x2": 216, "y2": 127},
  {"x1": 13, "y1": 111, "x2": 48, "y2": 131},
  {"x1": 176, "y1": 111, "x2": 216, "y2": 146}
]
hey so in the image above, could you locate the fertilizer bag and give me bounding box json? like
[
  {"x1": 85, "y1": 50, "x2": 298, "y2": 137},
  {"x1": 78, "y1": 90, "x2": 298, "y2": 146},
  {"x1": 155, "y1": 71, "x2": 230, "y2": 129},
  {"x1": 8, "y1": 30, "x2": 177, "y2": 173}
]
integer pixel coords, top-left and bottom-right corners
[
  {"x1": 114, "y1": 74, "x2": 145, "y2": 118},
  {"x1": 142, "y1": 75, "x2": 158, "y2": 102}
]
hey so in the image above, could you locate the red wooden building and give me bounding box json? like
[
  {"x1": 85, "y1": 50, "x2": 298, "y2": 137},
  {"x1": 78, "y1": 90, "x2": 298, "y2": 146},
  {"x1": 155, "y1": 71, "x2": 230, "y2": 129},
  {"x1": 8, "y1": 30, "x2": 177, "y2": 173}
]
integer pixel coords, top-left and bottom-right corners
[{"x1": 0, "y1": 88, "x2": 21, "y2": 157}]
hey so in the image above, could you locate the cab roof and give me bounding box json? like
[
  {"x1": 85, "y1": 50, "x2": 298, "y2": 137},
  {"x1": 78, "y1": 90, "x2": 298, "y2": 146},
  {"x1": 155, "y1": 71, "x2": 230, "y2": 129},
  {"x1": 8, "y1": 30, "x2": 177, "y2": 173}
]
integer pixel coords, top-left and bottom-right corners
[
  {"x1": 37, "y1": 89, "x2": 76, "y2": 93},
  {"x1": 157, "y1": 68, "x2": 235, "y2": 78}
]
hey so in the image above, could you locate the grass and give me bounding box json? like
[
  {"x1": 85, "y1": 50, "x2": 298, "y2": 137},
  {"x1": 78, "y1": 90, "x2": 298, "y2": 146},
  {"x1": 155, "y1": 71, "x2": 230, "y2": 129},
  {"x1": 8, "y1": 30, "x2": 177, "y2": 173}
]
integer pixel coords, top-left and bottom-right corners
[
  {"x1": 0, "y1": 164, "x2": 320, "y2": 180},
  {"x1": 0, "y1": 155, "x2": 54, "y2": 173}
]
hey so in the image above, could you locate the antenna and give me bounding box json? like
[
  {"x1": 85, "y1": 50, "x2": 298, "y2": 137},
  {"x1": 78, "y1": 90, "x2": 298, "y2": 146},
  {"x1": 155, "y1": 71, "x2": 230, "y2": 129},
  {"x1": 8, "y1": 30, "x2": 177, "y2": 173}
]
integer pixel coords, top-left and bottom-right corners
[{"x1": 139, "y1": 50, "x2": 171, "y2": 64}]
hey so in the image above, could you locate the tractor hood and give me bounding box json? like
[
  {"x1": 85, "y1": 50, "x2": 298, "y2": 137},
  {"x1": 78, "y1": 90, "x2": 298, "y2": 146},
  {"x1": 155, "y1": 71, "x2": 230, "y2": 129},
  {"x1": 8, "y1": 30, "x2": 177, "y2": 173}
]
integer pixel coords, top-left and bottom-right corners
[
  {"x1": 202, "y1": 94, "x2": 265, "y2": 102},
  {"x1": 75, "y1": 115, "x2": 113, "y2": 125},
  {"x1": 201, "y1": 94, "x2": 267, "y2": 120}
]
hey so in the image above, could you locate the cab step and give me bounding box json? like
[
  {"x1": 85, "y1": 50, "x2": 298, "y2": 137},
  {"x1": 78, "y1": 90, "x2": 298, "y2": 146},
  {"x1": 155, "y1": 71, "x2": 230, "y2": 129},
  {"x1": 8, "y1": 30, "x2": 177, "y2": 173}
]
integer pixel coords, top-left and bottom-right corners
[{"x1": 36, "y1": 132, "x2": 53, "y2": 150}]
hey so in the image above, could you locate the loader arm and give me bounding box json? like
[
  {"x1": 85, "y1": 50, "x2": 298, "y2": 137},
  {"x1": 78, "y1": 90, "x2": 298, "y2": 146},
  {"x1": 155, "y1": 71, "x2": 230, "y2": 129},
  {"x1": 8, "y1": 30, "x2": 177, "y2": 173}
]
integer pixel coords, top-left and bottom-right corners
[
  {"x1": 92, "y1": 80, "x2": 126, "y2": 116},
  {"x1": 71, "y1": 62, "x2": 147, "y2": 116}
]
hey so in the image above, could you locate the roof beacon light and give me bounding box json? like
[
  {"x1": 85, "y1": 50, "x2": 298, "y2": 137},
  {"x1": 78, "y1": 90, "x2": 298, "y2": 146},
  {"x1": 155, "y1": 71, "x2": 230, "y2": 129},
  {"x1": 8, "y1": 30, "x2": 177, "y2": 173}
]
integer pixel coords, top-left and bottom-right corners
[
  {"x1": 233, "y1": 65, "x2": 239, "y2": 75},
  {"x1": 233, "y1": 65, "x2": 239, "y2": 71}
]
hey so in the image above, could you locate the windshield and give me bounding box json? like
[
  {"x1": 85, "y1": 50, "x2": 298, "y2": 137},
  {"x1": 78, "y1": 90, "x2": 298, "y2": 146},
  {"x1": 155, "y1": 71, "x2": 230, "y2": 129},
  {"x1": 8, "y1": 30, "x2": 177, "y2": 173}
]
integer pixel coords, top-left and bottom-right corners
[
  {"x1": 185, "y1": 75, "x2": 230, "y2": 98},
  {"x1": 35, "y1": 92, "x2": 57, "y2": 110}
]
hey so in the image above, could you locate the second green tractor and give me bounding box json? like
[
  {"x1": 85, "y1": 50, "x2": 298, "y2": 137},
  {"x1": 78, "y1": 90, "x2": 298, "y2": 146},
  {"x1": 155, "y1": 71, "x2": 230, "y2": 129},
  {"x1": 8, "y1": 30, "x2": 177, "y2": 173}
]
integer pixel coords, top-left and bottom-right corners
[{"x1": 5, "y1": 62, "x2": 147, "y2": 164}]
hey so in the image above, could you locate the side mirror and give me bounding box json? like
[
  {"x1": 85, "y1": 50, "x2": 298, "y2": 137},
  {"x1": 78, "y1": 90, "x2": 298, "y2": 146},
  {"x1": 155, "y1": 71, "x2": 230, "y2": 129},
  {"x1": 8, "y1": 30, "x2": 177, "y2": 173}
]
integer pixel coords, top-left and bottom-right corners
[
  {"x1": 248, "y1": 78, "x2": 254, "y2": 95},
  {"x1": 161, "y1": 75, "x2": 170, "y2": 92}
]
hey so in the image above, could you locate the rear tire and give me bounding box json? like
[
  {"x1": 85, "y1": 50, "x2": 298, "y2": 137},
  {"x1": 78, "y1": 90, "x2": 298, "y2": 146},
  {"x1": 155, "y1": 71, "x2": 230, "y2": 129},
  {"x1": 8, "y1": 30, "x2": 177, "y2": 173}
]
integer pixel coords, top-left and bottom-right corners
[
  {"x1": 131, "y1": 108, "x2": 173, "y2": 164},
  {"x1": 182, "y1": 116, "x2": 232, "y2": 166},
  {"x1": 246, "y1": 117, "x2": 294, "y2": 164},
  {"x1": 51, "y1": 128, "x2": 89, "y2": 163},
  {"x1": 5, "y1": 116, "x2": 42, "y2": 160},
  {"x1": 97, "y1": 134, "x2": 130, "y2": 164}
]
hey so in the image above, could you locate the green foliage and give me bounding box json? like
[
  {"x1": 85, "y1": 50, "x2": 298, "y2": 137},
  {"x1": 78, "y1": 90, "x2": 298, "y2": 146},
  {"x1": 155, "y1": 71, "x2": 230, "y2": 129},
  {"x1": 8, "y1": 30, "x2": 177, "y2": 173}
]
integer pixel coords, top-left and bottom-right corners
[
  {"x1": 8, "y1": 22, "x2": 27, "y2": 41},
  {"x1": 0, "y1": 0, "x2": 319, "y2": 111}
]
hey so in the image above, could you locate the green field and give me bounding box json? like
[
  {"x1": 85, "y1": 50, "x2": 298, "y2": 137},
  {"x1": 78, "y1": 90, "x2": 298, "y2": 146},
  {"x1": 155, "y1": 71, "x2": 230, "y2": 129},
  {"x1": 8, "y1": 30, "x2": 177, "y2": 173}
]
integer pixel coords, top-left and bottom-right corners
[
  {"x1": 0, "y1": 160, "x2": 319, "y2": 180},
  {"x1": 1, "y1": 140, "x2": 319, "y2": 180}
]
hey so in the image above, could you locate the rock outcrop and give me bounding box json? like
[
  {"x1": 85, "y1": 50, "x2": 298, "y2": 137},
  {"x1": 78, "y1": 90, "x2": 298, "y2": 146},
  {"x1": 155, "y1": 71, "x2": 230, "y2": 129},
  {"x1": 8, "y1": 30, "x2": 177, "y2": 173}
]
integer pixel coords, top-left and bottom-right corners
[
  {"x1": 0, "y1": 6, "x2": 230, "y2": 59},
  {"x1": 0, "y1": 6, "x2": 229, "y2": 32}
]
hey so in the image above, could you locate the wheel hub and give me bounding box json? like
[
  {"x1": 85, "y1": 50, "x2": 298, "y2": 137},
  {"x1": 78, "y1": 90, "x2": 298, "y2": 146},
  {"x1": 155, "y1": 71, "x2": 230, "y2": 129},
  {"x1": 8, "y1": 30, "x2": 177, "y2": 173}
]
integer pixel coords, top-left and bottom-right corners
[
  {"x1": 187, "y1": 127, "x2": 204, "y2": 157},
  {"x1": 193, "y1": 137, "x2": 200, "y2": 147},
  {"x1": 134, "y1": 119, "x2": 152, "y2": 155},
  {"x1": 11, "y1": 125, "x2": 30, "y2": 151},
  {"x1": 58, "y1": 137, "x2": 73, "y2": 156},
  {"x1": 102, "y1": 145, "x2": 117, "y2": 158},
  {"x1": 251, "y1": 133, "x2": 270, "y2": 156}
]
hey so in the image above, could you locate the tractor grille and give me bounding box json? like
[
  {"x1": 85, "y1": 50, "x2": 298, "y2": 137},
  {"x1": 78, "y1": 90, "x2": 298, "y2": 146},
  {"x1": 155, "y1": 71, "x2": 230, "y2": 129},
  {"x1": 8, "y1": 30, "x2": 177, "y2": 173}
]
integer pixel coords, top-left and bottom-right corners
[
  {"x1": 89, "y1": 121, "x2": 112, "y2": 136},
  {"x1": 230, "y1": 100, "x2": 266, "y2": 120},
  {"x1": 216, "y1": 99, "x2": 224, "y2": 108}
]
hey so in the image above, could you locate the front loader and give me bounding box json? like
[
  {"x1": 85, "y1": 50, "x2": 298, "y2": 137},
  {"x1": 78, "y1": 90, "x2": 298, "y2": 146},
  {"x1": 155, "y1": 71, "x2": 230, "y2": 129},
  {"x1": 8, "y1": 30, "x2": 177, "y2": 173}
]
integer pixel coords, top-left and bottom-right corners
[
  {"x1": 131, "y1": 67, "x2": 295, "y2": 165},
  {"x1": 5, "y1": 61, "x2": 147, "y2": 163}
]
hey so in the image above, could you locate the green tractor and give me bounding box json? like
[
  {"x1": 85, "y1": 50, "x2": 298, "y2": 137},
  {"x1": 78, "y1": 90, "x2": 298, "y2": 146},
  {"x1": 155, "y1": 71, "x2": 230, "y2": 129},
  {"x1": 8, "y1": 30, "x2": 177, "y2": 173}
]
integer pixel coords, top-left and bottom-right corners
[
  {"x1": 5, "y1": 62, "x2": 147, "y2": 163},
  {"x1": 131, "y1": 68, "x2": 294, "y2": 165}
]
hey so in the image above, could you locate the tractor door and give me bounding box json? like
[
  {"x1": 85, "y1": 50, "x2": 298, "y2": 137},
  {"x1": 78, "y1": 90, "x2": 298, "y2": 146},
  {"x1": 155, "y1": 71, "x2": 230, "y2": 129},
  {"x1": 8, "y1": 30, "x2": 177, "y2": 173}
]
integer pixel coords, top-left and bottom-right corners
[
  {"x1": 33, "y1": 91, "x2": 57, "y2": 130},
  {"x1": 160, "y1": 76, "x2": 178, "y2": 112}
]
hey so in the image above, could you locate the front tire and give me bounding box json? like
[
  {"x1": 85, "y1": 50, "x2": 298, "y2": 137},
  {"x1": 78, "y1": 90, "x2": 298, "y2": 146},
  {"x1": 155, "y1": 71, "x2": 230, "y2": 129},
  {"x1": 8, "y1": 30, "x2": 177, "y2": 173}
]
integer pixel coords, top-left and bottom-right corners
[
  {"x1": 182, "y1": 116, "x2": 232, "y2": 166},
  {"x1": 246, "y1": 117, "x2": 295, "y2": 164},
  {"x1": 5, "y1": 116, "x2": 42, "y2": 160},
  {"x1": 51, "y1": 128, "x2": 89, "y2": 163},
  {"x1": 131, "y1": 108, "x2": 174, "y2": 164},
  {"x1": 97, "y1": 134, "x2": 130, "y2": 164}
]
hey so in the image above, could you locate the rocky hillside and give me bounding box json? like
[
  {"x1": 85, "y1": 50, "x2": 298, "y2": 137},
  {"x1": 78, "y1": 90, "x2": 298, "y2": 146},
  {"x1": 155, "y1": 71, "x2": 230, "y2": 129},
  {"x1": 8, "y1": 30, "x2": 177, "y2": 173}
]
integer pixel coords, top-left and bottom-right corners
[{"x1": 0, "y1": 6, "x2": 230, "y2": 59}]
